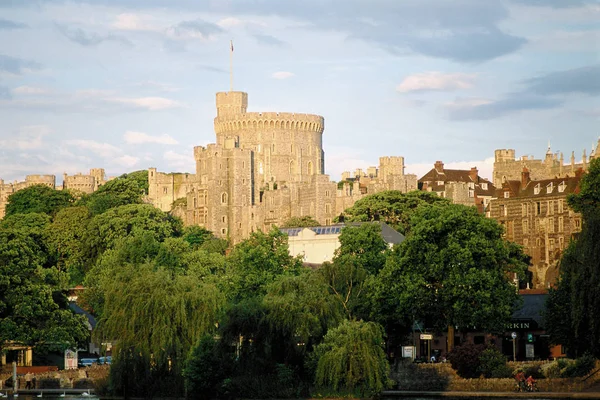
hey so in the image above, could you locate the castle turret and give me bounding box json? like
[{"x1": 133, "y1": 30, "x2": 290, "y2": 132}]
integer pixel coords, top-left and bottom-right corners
[{"x1": 216, "y1": 91, "x2": 248, "y2": 117}]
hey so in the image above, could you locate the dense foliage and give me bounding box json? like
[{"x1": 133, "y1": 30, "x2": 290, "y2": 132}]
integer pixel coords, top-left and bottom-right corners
[
  {"x1": 546, "y1": 158, "x2": 600, "y2": 357},
  {"x1": 1, "y1": 184, "x2": 535, "y2": 397}
]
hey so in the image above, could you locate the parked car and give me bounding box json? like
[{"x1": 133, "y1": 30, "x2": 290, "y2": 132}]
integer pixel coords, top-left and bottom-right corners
[
  {"x1": 98, "y1": 356, "x2": 112, "y2": 365},
  {"x1": 78, "y1": 358, "x2": 97, "y2": 367}
]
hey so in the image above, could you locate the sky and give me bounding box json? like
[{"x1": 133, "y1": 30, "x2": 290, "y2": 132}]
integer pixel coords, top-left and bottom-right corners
[{"x1": 0, "y1": 0, "x2": 599, "y2": 183}]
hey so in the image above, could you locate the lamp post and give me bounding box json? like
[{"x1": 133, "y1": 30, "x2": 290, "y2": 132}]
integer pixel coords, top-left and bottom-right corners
[{"x1": 511, "y1": 332, "x2": 517, "y2": 362}]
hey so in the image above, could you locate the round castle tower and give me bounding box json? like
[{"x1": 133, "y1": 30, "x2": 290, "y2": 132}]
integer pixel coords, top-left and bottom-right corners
[{"x1": 213, "y1": 91, "x2": 325, "y2": 184}]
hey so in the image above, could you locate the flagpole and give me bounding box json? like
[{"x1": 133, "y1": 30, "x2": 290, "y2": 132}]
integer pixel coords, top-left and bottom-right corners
[{"x1": 229, "y1": 40, "x2": 233, "y2": 92}]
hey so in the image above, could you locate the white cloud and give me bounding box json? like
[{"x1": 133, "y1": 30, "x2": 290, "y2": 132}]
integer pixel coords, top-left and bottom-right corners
[
  {"x1": 0, "y1": 125, "x2": 50, "y2": 150},
  {"x1": 124, "y1": 130, "x2": 178, "y2": 145},
  {"x1": 397, "y1": 72, "x2": 477, "y2": 93},
  {"x1": 12, "y1": 86, "x2": 50, "y2": 95},
  {"x1": 64, "y1": 139, "x2": 120, "y2": 157},
  {"x1": 108, "y1": 96, "x2": 184, "y2": 110},
  {"x1": 113, "y1": 155, "x2": 140, "y2": 168},
  {"x1": 217, "y1": 17, "x2": 243, "y2": 29},
  {"x1": 405, "y1": 157, "x2": 495, "y2": 181},
  {"x1": 443, "y1": 97, "x2": 493, "y2": 110},
  {"x1": 164, "y1": 150, "x2": 195, "y2": 171},
  {"x1": 113, "y1": 13, "x2": 159, "y2": 32},
  {"x1": 272, "y1": 71, "x2": 295, "y2": 80}
]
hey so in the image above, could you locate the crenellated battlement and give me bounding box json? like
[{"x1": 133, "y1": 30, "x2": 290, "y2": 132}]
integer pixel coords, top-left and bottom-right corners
[{"x1": 214, "y1": 112, "x2": 324, "y2": 135}]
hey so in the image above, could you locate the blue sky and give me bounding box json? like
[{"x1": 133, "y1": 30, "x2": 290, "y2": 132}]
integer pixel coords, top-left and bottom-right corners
[{"x1": 0, "y1": 0, "x2": 598, "y2": 183}]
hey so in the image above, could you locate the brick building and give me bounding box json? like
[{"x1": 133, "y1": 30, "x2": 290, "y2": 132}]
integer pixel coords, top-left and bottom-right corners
[
  {"x1": 418, "y1": 161, "x2": 496, "y2": 213},
  {"x1": 489, "y1": 168, "x2": 582, "y2": 288}
]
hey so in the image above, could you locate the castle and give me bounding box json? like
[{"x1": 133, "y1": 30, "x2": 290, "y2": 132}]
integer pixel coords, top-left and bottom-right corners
[
  {"x1": 147, "y1": 91, "x2": 417, "y2": 242},
  {"x1": 493, "y1": 141, "x2": 600, "y2": 188},
  {"x1": 0, "y1": 169, "x2": 110, "y2": 219}
]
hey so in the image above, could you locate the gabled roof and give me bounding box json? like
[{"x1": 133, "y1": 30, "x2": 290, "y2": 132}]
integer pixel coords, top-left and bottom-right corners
[
  {"x1": 512, "y1": 292, "x2": 548, "y2": 327},
  {"x1": 69, "y1": 302, "x2": 97, "y2": 330},
  {"x1": 497, "y1": 175, "x2": 581, "y2": 199},
  {"x1": 419, "y1": 167, "x2": 496, "y2": 196}
]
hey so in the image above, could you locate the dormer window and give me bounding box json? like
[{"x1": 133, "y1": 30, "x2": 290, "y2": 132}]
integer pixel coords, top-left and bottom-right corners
[
  {"x1": 558, "y1": 181, "x2": 566, "y2": 193},
  {"x1": 534, "y1": 183, "x2": 541, "y2": 195},
  {"x1": 481, "y1": 183, "x2": 488, "y2": 190},
  {"x1": 547, "y1": 182, "x2": 553, "y2": 194},
  {"x1": 437, "y1": 181, "x2": 444, "y2": 186},
  {"x1": 468, "y1": 182, "x2": 475, "y2": 189},
  {"x1": 504, "y1": 191, "x2": 510, "y2": 198}
]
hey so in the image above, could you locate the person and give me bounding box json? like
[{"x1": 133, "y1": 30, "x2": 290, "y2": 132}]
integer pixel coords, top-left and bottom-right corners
[
  {"x1": 514, "y1": 371, "x2": 526, "y2": 392},
  {"x1": 25, "y1": 372, "x2": 32, "y2": 390},
  {"x1": 526, "y1": 375, "x2": 537, "y2": 391}
]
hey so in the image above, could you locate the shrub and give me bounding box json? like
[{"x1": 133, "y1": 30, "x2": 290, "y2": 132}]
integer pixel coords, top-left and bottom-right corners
[
  {"x1": 73, "y1": 378, "x2": 94, "y2": 389},
  {"x1": 562, "y1": 353, "x2": 596, "y2": 378},
  {"x1": 448, "y1": 343, "x2": 486, "y2": 379},
  {"x1": 184, "y1": 335, "x2": 227, "y2": 400},
  {"x1": 542, "y1": 358, "x2": 572, "y2": 378},
  {"x1": 37, "y1": 378, "x2": 60, "y2": 389},
  {"x1": 478, "y1": 347, "x2": 509, "y2": 378},
  {"x1": 490, "y1": 364, "x2": 514, "y2": 378}
]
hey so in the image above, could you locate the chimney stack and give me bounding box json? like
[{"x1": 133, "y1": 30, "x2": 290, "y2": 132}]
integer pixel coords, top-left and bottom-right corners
[
  {"x1": 434, "y1": 161, "x2": 444, "y2": 173},
  {"x1": 521, "y1": 167, "x2": 530, "y2": 190},
  {"x1": 469, "y1": 167, "x2": 478, "y2": 182}
]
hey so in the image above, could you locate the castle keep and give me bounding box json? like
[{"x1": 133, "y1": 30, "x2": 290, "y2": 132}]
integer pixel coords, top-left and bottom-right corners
[{"x1": 148, "y1": 91, "x2": 417, "y2": 242}]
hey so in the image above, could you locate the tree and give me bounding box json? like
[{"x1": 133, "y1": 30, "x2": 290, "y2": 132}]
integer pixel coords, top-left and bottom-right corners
[
  {"x1": 225, "y1": 227, "x2": 302, "y2": 301},
  {"x1": 118, "y1": 170, "x2": 149, "y2": 195},
  {"x1": 77, "y1": 178, "x2": 144, "y2": 215},
  {"x1": 281, "y1": 216, "x2": 320, "y2": 228},
  {"x1": 311, "y1": 320, "x2": 391, "y2": 396},
  {"x1": 45, "y1": 206, "x2": 92, "y2": 284},
  {"x1": 5, "y1": 185, "x2": 74, "y2": 217},
  {"x1": 340, "y1": 190, "x2": 450, "y2": 234},
  {"x1": 95, "y1": 264, "x2": 224, "y2": 397},
  {"x1": 84, "y1": 204, "x2": 181, "y2": 264},
  {"x1": 0, "y1": 230, "x2": 89, "y2": 353},
  {"x1": 373, "y1": 203, "x2": 528, "y2": 342},
  {"x1": 336, "y1": 223, "x2": 388, "y2": 275},
  {"x1": 182, "y1": 225, "x2": 216, "y2": 249},
  {"x1": 546, "y1": 158, "x2": 600, "y2": 357}
]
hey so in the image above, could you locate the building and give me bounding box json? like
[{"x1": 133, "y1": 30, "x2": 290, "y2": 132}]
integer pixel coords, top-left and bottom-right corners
[
  {"x1": 0, "y1": 174, "x2": 55, "y2": 219},
  {"x1": 493, "y1": 140, "x2": 600, "y2": 188},
  {"x1": 281, "y1": 222, "x2": 405, "y2": 265},
  {"x1": 488, "y1": 167, "x2": 582, "y2": 289},
  {"x1": 418, "y1": 161, "x2": 496, "y2": 213},
  {"x1": 62, "y1": 168, "x2": 109, "y2": 194},
  {"x1": 148, "y1": 91, "x2": 417, "y2": 243}
]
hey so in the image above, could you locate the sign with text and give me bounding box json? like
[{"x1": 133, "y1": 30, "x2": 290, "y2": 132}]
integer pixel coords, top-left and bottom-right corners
[
  {"x1": 402, "y1": 346, "x2": 415, "y2": 360},
  {"x1": 420, "y1": 333, "x2": 433, "y2": 340},
  {"x1": 526, "y1": 344, "x2": 535, "y2": 359},
  {"x1": 64, "y1": 349, "x2": 77, "y2": 370}
]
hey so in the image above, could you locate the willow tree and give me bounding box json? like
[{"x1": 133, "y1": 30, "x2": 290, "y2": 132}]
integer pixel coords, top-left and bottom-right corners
[
  {"x1": 95, "y1": 264, "x2": 224, "y2": 397},
  {"x1": 312, "y1": 320, "x2": 392, "y2": 396}
]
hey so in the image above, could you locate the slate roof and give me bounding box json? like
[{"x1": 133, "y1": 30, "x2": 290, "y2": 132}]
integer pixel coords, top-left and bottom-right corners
[
  {"x1": 419, "y1": 167, "x2": 496, "y2": 197},
  {"x1": 69, "y1": 302, "x2": 97, "y2": 330},
  {"x1": 281, "y1": 221, "x2": 405, "y2": 245},
  {"x1": 512, "y1": 293, "x2": 548, "y2": 328},
  {"x1": 497, "y1": 174, "x2": 581, "y2": 199}
]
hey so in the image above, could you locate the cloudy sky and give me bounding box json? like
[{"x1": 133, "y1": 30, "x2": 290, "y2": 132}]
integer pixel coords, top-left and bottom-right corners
[{"x1": 0, "y1": 0, "x2": 599, "y2": 183}]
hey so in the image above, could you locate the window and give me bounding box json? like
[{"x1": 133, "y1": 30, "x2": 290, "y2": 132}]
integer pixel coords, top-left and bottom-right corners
[
  {"x1": 272, "y1": 143, "x2": 275, "y2": 153},
  {"x1": 469, "y1": 190, "x2": 474, "y2": 198},
  {"x1": 437, "y1": 181, "x2": 444, "y2": 186},
  {"x1": 468, "y1": 182, "x2": 475, "y2": 189},
  {"x1": 558, "y1": 181, "x2": 566, "y2": 193},
  {"x1": 481, "y1": 183, "x2": 488, "y2": 190},
  {"x1": 221, "y1": 228, "x2": 227, "y2": 235},
  {"x1": 534, "y1": 183, "x2": 541, "y2": 195},
  {"x1": 307, "y1": 161, "x2": 314, "y2": 175},
  {"x1": 522, "y1": 220, "x2": 528, "y2": 234},
  {"x1": 522, "y1": 203, "x2": 528, "y2": 217},
  {"x1": 325, "y1": 190, "x2": 330, "y2": 197},
  {"x1": 504, "y1": 191, "x2": 510, "y2": 198},
  {"x1": 500, "y1": 204, "x2": 506, "y2": 216},
  {"x1": 536, "y1": 201, "x2": 541, "y2": 215},
  {"x1": 548, "y1": 217, "x2": 554, "y2": 233},
  {"x1": 547, "y1": 182, "x2": 554, "y2": 194},
  {"x1": 575, "y1": 219, "x2": 581, "y2": 229},
  {"x1": 547, "y1": 200, "x2": 554, "y2": 215},
  {"x1": 558, "y1": 199, "x2": 564, "y2": 213},
  {"x1": 325, "y1": 203, "x2": 331, "y2": 213},
  {"x1": 221, "y1": 216, "x2": 227, "y2": 223},
  {"x1": 325, "y1": 218, "x2": 332, "y2": 225},
  {"x1": 558, "y1": 216, "x2": 564, "y2": 232},
  {"x1": 559, "y1": 237, "x2": 564, "y2": 249},
  {"x1": 163, "y1": 187, "x2": 168, "y2": 194},
  {"x1": 221, "y1": 192, "x2": 228, "y2": 204},
  {"x1": 549, "y1": 238, "x2": 555, "y2": 252},
  {"x1": 523, "y1": 238, "x2": 529, "y2": 248}
]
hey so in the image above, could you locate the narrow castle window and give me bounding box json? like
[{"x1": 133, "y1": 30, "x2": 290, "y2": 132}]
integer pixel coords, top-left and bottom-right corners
[
  {"x1": 221, "y1": 193, "x2": 228, "y2": 204},
  {"x1": 308, "y1": 161, "x2": 313, "y2": 175}
]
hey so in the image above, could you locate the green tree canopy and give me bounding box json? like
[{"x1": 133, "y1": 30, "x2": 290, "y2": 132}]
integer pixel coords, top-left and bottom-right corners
[
  {"x1": 0, "y1": 230, "x2": 89, "y2": 352},
  {"x1": 311, "y1": 320, "x2": 391, "y2": 396},
  {"x1": 340, "y1": 190, "x2": 450, "y2": 234},
  {"x1": 77, "y1": 178, "x2": 144, "y2": 215},
  {"x1": 335, "y1": 223, "x2": 389, "y2": 275},
  {"x1": 118, "y1": 170, "x2": 149, "y2": 195},
  {"x1": 95, "y1": 263, "x2": 224, "y2": 397},
  {"x1": 281, "y1": 216, "x2": 320, "y2": 228},
  {"x1": 5, "y1": 184, "x2": 74, "y2": 217},
  {"x1": 225, "y1": 227, "x2": 302, "y2": 301},
  {"x1": 546, "y1": 158, "x2": 600, "y2": 357},
  {"x1": 373, "y1": 203, "x2": 528, "y2": 335}
]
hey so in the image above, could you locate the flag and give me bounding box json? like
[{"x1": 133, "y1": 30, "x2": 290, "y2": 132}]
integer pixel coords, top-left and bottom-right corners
[{"x1": 230, "y1": 40, "x2": 234, "y2": 52}]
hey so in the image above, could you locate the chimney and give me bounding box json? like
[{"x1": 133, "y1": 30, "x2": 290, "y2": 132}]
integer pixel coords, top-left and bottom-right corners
[
  {"x1": 521, "y1": 167, "x2": 530, "y2": 189},
  {"x1": 434, "y1": 161, "x2": 444, "y2": 173},
  {"x1": 469, "y1": 167, "x2": 478, "y2": 183}
]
